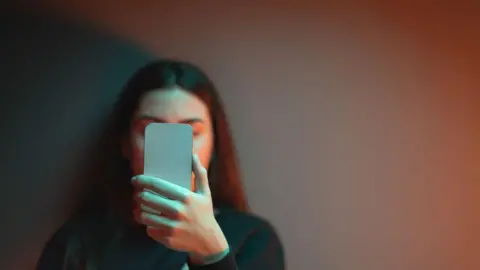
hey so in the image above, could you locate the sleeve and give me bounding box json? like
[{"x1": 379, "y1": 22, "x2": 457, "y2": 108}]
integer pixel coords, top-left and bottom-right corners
[{"x1": 189, "y1": 223, "x2": 285, "y2": 270}]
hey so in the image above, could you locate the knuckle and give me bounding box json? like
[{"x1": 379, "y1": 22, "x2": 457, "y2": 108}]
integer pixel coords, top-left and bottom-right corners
[{"x1": 183, "y1": 194, "x2": 195, "y2": 205}]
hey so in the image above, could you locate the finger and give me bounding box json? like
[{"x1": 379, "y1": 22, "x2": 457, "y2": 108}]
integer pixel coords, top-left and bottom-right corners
[
  {"x1": 139, "y1": 204, "x2": 162, "y2": 215},
  {"x1": 137, "y1": 212, "x2": 180, "y2": 233},
  {"x1": 133, "y1": 191, "x2": 162, "y2": 214},
  {"x1": 134, "y1": 207, "x2": 164, "y2": 224},
  {"x1": 192, "y1": 154, "x2": 210, "y2": 195},
  {"x1": 131, "y1": 175, "x2": 191, "y2": 202},
  {"x1": 135, "y1": 191, "x2": 184, "y2": 219},
  {"x1": 151, "y1": 235, "x2": 177, "y2": 249},
  {"x1": 146, "y1": 226, "x2": 171, "y2": 238}
]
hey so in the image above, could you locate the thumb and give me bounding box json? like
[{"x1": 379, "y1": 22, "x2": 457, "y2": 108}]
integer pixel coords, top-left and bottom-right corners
[{"x1": 193, "y1": 154, "x2": 210, "y2": 196}]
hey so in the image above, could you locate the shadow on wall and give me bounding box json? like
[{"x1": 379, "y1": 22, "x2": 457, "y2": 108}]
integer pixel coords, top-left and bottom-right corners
[{"x1": 0, "y1": 8, "x2": 153, "y2": 269}]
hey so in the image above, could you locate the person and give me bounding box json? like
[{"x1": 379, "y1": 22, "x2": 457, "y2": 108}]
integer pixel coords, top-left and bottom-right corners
[{"x1": 36, "y1": 59, "x2": 285, "y2": 270}]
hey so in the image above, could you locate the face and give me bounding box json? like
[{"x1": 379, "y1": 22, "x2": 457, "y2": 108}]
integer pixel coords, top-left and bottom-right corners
[{"x1": 123, "y1": 86, "x2": 214, "y2": 186}]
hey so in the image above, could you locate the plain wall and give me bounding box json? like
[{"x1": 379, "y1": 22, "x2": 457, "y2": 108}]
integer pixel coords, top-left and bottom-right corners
[{"x1": 2, "y1": 2, "x2": 479, "y2": 270}]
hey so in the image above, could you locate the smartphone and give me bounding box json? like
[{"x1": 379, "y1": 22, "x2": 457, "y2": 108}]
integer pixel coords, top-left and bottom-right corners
[{"x1": 143, "y1": 123, "x2": 193, "y2": 190}]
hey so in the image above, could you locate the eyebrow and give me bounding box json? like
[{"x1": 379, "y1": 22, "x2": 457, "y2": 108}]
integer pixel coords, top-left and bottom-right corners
[{"x1": 135, "y1": 115, "x2": 205, "y2": 125}]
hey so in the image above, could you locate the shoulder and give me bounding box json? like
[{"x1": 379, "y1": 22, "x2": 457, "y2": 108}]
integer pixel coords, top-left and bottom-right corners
[
  {"x1": 215, "y1": 208, "x2": 285, "y2": 269},
  {"x1": 42, "y1": 218, "x2": 76, "y2": 249},
  {"x1": 36, "y1": 218, "x2": 79, "y2": 270},
  {"x1": 37, "y1": 214, "x2": 112, "y2": 269}
]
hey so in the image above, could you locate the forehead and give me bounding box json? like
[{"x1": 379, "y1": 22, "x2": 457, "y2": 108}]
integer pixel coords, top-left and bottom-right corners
[{"x1": 136, "y1": 87, "x2": 209, "y2": 121}]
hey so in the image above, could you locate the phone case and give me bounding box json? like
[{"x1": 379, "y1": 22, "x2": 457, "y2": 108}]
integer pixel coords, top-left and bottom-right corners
[{"x1": 143, "y1": 123, "x2": 193, "y2": 189}]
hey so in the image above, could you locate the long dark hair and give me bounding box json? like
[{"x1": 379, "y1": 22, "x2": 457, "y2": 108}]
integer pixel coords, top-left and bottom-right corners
[{"x1": 63, "y1": 59, "x2": 249, "y2": 270}]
